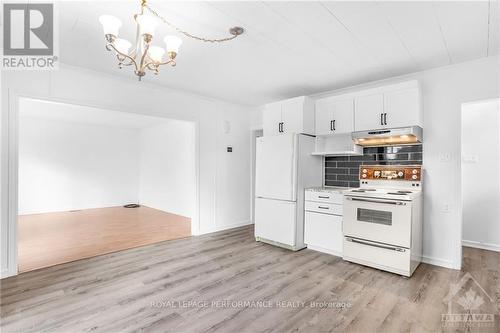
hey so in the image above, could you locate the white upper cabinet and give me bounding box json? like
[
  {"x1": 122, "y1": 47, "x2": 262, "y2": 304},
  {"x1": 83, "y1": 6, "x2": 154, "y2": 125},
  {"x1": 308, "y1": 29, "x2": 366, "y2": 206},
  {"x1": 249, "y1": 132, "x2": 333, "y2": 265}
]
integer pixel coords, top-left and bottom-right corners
[
  {"x1": 262, "y1": 102, "x2": 282, "y2": 136},
  {"x1": 263, "y1": 96, "x2": 314, "y2": 136},
  {"x1": 315, "y1": 97, "x2": 354, "y2": 135},
  {"x1": 383, "y1": 87, "x2": 421, "y2": 128},
  {"x1": 354, "y1": 81, "x2": 422, "y2": 131},
  {"x1": 263, "y1": 81, "x2": 422, "y2": 137},
  {"x1": 354, "y1": 94, "x2": 385, "y2": 131}
]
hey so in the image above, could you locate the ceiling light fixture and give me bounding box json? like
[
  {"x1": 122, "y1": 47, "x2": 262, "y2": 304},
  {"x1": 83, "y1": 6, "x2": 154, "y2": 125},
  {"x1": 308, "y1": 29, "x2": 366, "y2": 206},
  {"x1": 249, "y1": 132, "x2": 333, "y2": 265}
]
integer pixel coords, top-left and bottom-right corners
[{"x1": 99, "y1": 0, "x2": 244, "y2": 80}]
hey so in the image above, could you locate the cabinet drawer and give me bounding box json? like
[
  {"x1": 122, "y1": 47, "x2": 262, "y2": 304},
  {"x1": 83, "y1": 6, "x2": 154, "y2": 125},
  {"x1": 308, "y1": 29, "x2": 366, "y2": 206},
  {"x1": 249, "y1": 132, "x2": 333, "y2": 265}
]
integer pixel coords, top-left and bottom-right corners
[
  {"x1": 305, "y1": 212, "x2": 343, "y2": 255},
  {"x1": 305, "y1": 191, "x2": 343, "y2": 204},
  {"x1": 343, "y1": 237, "x2": 411, "y2": 276},
  {"x1": 305, "y1": 201, "x2": 342, "y2": 215}
]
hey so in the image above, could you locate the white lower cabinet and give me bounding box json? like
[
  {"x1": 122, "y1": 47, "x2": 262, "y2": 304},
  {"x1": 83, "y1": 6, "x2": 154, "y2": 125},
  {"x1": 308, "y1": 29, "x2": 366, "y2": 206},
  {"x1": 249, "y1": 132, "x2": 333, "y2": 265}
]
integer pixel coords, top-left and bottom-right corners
[{"x1": 304, "y1": 189, "x2": 344, "y2": 256}]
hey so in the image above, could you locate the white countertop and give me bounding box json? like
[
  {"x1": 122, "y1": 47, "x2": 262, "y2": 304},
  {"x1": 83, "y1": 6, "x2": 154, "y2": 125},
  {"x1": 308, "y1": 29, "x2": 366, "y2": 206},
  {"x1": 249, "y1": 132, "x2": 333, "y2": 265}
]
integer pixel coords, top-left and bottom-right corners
[{"x1": 305, "y1": 186, "x2": 352, "y2": 194}]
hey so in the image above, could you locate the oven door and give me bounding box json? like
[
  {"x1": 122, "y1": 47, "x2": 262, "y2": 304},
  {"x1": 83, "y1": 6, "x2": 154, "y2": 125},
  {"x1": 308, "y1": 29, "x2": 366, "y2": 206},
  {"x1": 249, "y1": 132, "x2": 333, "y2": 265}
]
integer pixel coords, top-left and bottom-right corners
[{"x1": 343, "y1": 196, "x2": 412, "y2": 248}]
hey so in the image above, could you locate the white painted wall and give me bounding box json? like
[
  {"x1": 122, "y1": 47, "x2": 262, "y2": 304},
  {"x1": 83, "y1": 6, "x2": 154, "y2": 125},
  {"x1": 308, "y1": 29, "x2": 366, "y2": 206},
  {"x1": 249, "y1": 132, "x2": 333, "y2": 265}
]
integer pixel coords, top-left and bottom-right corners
[
  {"x1": 215, "y1": 109, "x2": 252, "y2": 228},
  {"x1": 18, "y1": 116, "x2": 141, "y2": 215},
  {"x1": 1, "y1": 64, "x2": 254, "y2": 277},
  {"x1": 461, "y1": 99, "x2": 500, "y2": 252},
  {"x1": 139, "y1": 121, "x2": 195, "y2": 218},
  {"x1": 17, "y1": 99, "x2": 197, "y2": 217},
  {"x1": 252, "y1": 56, "x2": 500, "y2": 269}
]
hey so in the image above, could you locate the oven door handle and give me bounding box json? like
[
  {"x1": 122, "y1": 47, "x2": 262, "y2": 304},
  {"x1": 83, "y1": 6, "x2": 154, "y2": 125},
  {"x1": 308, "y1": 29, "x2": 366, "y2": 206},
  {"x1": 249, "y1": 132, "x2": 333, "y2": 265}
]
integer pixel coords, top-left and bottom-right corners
[
  {"x1": 346, "y1": 197, "x2": 407, "y2": 205},
  {"x1": 346, "y1": 237, "x2": 406, "y2": 252}
]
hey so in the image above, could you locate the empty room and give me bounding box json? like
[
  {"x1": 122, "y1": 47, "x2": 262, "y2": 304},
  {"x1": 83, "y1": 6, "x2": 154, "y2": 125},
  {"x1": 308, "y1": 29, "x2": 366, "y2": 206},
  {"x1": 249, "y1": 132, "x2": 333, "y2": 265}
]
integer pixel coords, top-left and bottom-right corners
[
  {"x1": 17, "y1": 98, "x2": 195, "y2": 272},
  {"x1": 1, "y1": 1, "x2": 499, "y2": 332}
]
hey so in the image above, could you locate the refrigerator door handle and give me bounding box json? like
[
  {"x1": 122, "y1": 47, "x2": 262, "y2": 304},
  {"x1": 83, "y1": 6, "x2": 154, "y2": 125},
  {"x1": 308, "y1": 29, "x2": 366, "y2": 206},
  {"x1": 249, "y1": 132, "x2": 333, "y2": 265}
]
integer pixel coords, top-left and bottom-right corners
[{"x1": 291, "y1": 134, "x2": 298, "y2": 202}]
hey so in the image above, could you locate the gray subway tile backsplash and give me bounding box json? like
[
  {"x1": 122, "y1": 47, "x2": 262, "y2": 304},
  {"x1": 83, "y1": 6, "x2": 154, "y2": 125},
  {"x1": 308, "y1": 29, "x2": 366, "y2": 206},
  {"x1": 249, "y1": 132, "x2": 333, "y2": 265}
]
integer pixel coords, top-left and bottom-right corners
[{"x1": 324, "y1": 144, "x2": 423, "y2": 188}]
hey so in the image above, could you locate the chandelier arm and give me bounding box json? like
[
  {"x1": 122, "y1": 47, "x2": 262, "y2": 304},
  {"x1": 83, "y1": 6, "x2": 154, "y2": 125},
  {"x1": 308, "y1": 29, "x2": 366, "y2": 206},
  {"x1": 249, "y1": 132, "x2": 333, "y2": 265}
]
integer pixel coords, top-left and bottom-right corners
[
  {"x1": 145, "y1": 59, "x2": 174, "y2": 69},
  {"x1": 119, "y1": 59, "x2": 135, "y2": 67},
  {"x1": 138, "y1": 41, "x2": 152, "y2": 73},
  {"x1": 106, "y1": 42, "x2": 139, "y2": 72},
  {"x1": 145, "y1": 63, "x2": 157, "y2": 71},
  {"x1": 144, "y1": 4, "x2": 241, "y2": 43},
  {"x1": 116, "y1": 53, "x2": 135, "y2": 66}
]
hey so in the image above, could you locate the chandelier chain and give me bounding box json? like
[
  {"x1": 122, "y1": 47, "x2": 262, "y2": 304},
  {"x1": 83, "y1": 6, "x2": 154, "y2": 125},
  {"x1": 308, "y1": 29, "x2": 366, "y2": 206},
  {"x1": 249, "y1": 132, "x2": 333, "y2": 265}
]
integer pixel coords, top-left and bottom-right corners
[{"x1": 144, "y1": 4, "x2": 239, "y2": 43}]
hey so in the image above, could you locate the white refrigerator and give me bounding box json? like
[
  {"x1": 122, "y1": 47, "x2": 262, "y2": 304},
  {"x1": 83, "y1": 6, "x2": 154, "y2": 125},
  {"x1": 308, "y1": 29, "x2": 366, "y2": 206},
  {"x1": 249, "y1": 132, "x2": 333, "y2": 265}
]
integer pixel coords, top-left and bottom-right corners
[{"x1": 255, "y1": 134, "x2": 322, "y2": 250}]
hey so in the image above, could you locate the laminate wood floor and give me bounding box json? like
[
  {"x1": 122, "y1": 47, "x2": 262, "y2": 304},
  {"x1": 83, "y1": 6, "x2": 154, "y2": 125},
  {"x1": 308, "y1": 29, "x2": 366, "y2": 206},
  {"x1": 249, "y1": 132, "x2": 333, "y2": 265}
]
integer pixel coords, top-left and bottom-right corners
[
  {"x1": 18, "y1": 206, "x2": 191, "y2": 273},
  {"x1": 2, "y1": 225, "x2": 499, "y2": 333}
]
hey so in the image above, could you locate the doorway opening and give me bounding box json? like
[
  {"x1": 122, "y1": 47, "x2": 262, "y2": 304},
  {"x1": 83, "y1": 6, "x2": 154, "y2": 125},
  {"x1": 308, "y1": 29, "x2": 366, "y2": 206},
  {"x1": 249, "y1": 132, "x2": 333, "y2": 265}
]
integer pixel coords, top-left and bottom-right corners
[
  {"x1": 461, "y1": 98, "x2": 500, "y2": 261},
  {"x1": 17, "y1": 98, "x2": 196, "y2": 273}
]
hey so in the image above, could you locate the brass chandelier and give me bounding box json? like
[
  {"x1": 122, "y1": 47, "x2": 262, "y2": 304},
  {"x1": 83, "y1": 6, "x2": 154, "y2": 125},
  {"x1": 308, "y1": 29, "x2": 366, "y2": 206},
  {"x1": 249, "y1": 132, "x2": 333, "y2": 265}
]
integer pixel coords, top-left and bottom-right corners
[{"x1": 99, "y1": 0, "x2": 244, "y2": 80}]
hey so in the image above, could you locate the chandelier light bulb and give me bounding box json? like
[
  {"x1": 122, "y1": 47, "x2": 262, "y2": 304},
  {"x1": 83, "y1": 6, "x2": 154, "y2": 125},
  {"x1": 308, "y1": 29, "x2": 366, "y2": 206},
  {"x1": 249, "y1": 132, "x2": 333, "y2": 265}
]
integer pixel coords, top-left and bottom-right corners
[
  {"x1": 148, "y1": 46, "x2": 165, "y2": 62},
  {"x1": 99, "y1": 15, "x2": 122, "y2": 36},
  {"x1": 114, "y1": 38, "x2": 132, "y2": 54},
  {"x1": 136, "y1": 15, "x2": 159, "y2": 37},
  {"x1": 164, "y1": 35, "x2": 182, "y2": 54}
]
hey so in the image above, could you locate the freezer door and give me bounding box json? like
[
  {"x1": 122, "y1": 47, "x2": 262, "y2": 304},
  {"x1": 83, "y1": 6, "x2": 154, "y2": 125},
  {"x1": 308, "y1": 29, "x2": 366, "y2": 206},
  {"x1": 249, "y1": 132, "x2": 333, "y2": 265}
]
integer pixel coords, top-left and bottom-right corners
[
  {"x1": 255, "y1": 198, "x2": 296, "y2": 246},
  {"x1": 255, "y1": 134, "x2": 297, "y2": 201}
]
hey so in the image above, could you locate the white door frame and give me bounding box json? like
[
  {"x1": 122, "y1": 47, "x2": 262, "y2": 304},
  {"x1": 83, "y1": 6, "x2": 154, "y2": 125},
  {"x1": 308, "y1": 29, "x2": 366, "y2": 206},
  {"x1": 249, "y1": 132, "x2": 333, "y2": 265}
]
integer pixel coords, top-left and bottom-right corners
[
  {"x1": 250, "y1": 128, "x2": 263, "y2": 224},
  {"x1": 2, "y1": 91, "x2": 201, "y2": 278}
]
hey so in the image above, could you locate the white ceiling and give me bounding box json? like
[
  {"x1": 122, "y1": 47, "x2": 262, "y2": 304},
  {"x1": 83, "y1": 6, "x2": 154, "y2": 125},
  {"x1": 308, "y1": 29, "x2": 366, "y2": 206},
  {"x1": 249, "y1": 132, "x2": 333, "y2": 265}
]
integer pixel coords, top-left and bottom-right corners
[
  {"x1": 58, "y1": 1, "x2": 500, "y2": 106},
  {"x1": 19, "y1": 98, "x2": 173, "y2": 129}
]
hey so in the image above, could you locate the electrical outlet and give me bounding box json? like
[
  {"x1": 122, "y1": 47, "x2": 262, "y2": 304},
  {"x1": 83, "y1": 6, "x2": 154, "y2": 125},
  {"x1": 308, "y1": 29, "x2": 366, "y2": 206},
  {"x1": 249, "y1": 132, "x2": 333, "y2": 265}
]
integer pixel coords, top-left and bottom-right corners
[
  {"x1": 439, "y1": 153, "x2": 451, "y2": 162},
  {"x1": 462, "y1": 155, "x2": 478, "y2": 163}
]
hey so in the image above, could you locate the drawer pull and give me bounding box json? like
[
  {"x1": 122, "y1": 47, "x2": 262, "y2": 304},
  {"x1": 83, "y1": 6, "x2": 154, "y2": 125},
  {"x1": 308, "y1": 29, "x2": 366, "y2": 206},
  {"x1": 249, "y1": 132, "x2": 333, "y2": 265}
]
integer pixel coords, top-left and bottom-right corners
[
  {"x1": 318, "y1": 196, "x2": 330, "y2": 199},
  {"x1": 346, "y1": 237, "x2": 405, "y2": 252},
  {"x1": 317, "y1": 206, "x2": 330, "y2": 210}
]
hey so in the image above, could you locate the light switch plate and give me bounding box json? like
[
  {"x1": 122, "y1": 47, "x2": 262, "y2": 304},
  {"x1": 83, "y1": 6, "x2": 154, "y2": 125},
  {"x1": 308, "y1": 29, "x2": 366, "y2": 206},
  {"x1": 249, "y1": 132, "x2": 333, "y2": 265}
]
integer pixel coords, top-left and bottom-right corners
[{"x1": 442, "y1": 203, "x2": 451, "y2": 213}]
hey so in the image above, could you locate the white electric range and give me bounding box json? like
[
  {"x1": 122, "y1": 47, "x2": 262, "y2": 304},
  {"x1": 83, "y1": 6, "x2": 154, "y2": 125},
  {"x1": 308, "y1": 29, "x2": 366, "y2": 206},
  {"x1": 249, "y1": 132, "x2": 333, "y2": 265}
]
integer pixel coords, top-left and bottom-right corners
[{"x1": 342, "y1": 165, "x2": 423, "y2": 277}]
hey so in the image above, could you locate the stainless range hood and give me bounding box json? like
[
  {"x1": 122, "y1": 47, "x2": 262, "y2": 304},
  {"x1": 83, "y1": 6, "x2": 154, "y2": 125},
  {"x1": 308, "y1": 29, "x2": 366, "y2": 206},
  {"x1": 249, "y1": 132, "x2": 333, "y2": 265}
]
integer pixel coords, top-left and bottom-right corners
[{"x1": 352, "y1": 126, "x2": 423, "y2": 146}]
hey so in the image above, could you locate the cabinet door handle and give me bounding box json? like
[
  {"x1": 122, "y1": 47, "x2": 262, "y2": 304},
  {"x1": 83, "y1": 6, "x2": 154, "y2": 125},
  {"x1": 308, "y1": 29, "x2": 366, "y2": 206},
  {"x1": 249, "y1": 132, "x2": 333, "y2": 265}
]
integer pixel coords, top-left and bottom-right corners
[
  {"x1": 384, "y1": 113, "x2": 388, "y2": 125},
  {"x1": 330, "y1": 120, "x2": 334, "y2": 131},
  {"x1": 281, "y1": 122, "x2": 284, "y2": 133},
  {"x1": 333, "y1": 119, "x2": 336, "y2": 131},
  {"x1": 318, "y1": 206, "x2": 330, "y2": 210},
  {"x1": 318, "y1": 196, "x2": 330, "y2": 199},
  {"x1": 278, "y1": 122, "x2": 281, "y2": 133},
  {"x1": 380, "y1": 113, "x2": 384, "y2": 125}
]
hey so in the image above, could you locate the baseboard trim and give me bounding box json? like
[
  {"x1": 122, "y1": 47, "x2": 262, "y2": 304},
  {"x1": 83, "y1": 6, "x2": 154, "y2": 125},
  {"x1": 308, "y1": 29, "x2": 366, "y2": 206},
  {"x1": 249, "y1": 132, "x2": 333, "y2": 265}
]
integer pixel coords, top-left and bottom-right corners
[
  {"x1": 1, "y1": 268, "x2": 17, "y2": 279},
  {"x1": 462, "y1": 240, "x2": 500, "y2": 253},
  {"x1": 421, "y1": 255, "x2": 458, "y2": 270},
  {"x1": 306, "y1": 244, "x2": 342, "y2": 258},
  {"x1": 198, "y1": 220, "x2": 253, "y2": 235}
]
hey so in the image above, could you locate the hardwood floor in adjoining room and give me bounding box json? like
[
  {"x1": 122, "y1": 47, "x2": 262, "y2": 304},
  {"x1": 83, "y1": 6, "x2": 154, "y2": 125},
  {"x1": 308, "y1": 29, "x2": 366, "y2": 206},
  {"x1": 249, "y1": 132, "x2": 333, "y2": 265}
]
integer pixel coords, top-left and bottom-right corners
[
  {"x1": 17, "y1": 206, "x2": 191, "y2": 273},
  {"x1": 2, "y1": 225, "x2": 499, "y2": 333}
]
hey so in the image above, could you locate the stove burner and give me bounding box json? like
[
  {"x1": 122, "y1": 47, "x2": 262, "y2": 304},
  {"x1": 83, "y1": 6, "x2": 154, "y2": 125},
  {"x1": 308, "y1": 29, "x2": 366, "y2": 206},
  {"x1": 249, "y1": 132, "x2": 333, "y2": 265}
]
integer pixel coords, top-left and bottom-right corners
[
  {"x1": 386, "y1": 192, "x2": 408, "y2": 195},
  {"x1": 396, "y1": 190, "x2": 412, "y2": 194},
  {"x1": 350, "y1": 189, "x2": 376, "y2": 193}
]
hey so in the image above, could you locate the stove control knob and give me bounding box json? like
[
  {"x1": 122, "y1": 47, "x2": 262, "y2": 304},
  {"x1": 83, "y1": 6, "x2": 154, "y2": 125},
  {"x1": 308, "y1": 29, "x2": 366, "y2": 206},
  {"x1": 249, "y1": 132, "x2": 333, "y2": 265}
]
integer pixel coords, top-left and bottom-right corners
[
  {"x1": 412, "y1": 169, "x2": 418, "y2": 174},
  {"x1": 362, "y1": 174, "x2": 367, "y2": 178},
  {"x1": 362, "y1": 169, "x2": 367, "y2": 173},
  {"x1": 398, "y1": 171, "x2": 404, "y2": 177},
  {"x1": 412, "y1": 175, "x2": 418, "y2": 180}
]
